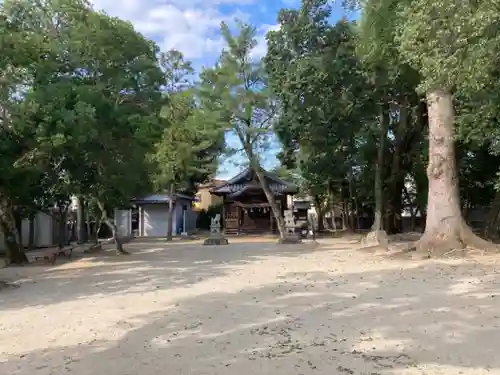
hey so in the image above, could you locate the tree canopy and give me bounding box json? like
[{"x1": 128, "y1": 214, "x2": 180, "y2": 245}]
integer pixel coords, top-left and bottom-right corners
[
  {"x1": 3, "y1": 0, "x2": 500, "y2": 262},
  {"x1": 0, "y1": 0, "x2": 224, "y2": 262},
  {"x1": 264, "y1": 0, "x2": 500, "y2": 254}
]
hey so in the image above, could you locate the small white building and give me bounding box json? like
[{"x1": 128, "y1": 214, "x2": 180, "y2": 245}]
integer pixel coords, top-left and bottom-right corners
[
  {"x1": 21, "y1": 211, "x2": 58, "y2": 247},
  {"x1": 114, "y1": 193, "x2": 196, "y2": 238},
  {"x1": 0, "y1": 210, "x2": 60, "y2": 252}
]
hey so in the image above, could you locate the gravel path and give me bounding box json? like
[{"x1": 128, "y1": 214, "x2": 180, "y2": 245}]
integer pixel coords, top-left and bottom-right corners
[{"x1": 1, "y1": 238, "x2": 500, "y2": 375}]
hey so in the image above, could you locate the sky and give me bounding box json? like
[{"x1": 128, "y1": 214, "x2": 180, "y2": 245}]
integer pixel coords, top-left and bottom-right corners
[{"x1": 89, "y1": 0, "x2": 349, "y2": 180}]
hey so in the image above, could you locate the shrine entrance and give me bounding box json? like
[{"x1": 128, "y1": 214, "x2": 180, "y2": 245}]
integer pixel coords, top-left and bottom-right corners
[
  {"x1": 237, "y1": 202, "x2": 278, "y2": 234},
  {"x1": 211, "y1": 168, "x2": 298, "y2": 235}
]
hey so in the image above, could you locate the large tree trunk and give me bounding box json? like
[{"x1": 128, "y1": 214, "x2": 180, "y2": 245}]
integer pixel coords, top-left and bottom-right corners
[
  {"x1": 328, "y1": 182, "x2": 336, "y2": 230},
  {"x1": 366, "y1": 103, "x2": 389, "y2": 246},
  {"x1": 313, "y1": 195, "x2": 325, "y2": 232},
  {"x1": 57, "y1": 208, "x2": 68, "y2": 249},
  {"x1": 386, "y1": 186, "x2": 404, "y2": 234},
  {"x1": 86, "y1": 205, "x2": 94, "y2": 243},
  {"x1": 402, "y1": 185, "x2": 416, "y2": 232},
  {"x1": 166, "y1": 184, "x2": 175, "y2": 242},
  {"x1": 342, "y1": 199, "x2": 351, "y2": 231},
  {"x1": 339, "y1": 204, "x2": 345, "y2": 230},
  {"x1": 86, "y1": 211, "x2": 92, "y2": 242},
  {"x1": 253, "y1": 166, "x2": 288, "y2": 240},
  {"x1": 77, "y1": 196, "x2": 87, "y2": 243},
  {"x1": 386, "y1": 100, "x2": 410, "y2": 234},
  {"x1": 0, "y1": 195, "x2": 28, "y2": 265},
  {"x1": 94, "y1": 217, "x2": 102, "y2": 244},
  {"x1": 106, "y1": 219, "x2": 126, "y2": 255},
  {"x1": 412, "y1": 89, "x2": 497, "y2": 255},
  {"x1": 340, "y1": 183, "x2": 349, "y2": 231},
  {"x1": 372, "y1": 104, "x2": 388, "y2": 231},
  {"x1": 347, "y1": 173, "x2": 358, "y2": 231},
  {"x1": 97, "y1": 200, "x2": 129, "y2": 255}
]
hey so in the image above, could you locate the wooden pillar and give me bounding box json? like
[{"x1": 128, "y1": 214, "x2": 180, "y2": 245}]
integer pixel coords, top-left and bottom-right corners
[
  {"x1": 182, "y1": 206, "x2": 187, "y2": 235},
  {"x1": 222, "y1": 200, "x2": 226, "y2": 233},
  {"x1": 138, "y1": 206, "x2": 143, "y2": 236},
  {"x1": 237, "y1": 205, "x2": 241, "y2": 235}
]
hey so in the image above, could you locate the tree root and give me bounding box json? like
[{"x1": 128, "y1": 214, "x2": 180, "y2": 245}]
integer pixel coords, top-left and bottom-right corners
[
  {"x1": 359, "y1": 230, "x2": 389, "y2": 247},
  {"x1": 407, "y1": 224, "x2": 499, "y2": 258},
  {"x1": 358, "y1": 230, "x2": 390, "y2": 253}
]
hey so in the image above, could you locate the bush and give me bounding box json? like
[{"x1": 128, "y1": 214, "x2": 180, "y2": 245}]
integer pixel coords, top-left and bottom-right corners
[
  {"x1": 196, "y1": 209, "x2": 210, "y2": 230},
  {"x1": 196, "y1": 204, "x2": 223, "y2": 230}
]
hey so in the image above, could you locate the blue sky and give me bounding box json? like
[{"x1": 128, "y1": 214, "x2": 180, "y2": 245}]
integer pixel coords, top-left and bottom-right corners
[{"x1": 89, "y1": 0, "x2": 348, "y2": 179}]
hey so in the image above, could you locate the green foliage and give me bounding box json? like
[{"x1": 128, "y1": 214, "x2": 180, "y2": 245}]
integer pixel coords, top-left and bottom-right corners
[
  {"x1": 5, "y1": 0, "x2": 165, "y2": 213},
  {"x1": 198, "y1": 21, "x2": 277, "y2": 165},
  {"x1": 266, "y1": 1, "x2": 369, "y2": 201},
  {"x1": 198, "y1": 21, "x2": 290, "y2": 237},
  {"x1": 395, "y1": 0, "x2": 500, "y2": 93},
  {"x1": 196, "y1": 204, "x2": 223, "y2": 230},
  {"x1": 0, "y1": 0, "x2": 224, "y2": 259},
  {"x1": 0, "y1": 0, "x2": 172, "y2": 257},
  {"x1": 150, "y1": 50, "x2": 224, "y2": 195},
  {"x1": 3, "y1": 0, "x2": 500, "y2": 257}
]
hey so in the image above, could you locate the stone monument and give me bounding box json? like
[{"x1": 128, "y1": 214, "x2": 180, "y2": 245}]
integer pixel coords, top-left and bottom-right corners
[
  {"x1": 278, "y1": 209, "x2": 300, "y2": 244},
  {"x1": 284, "y1": 209, "x2": 295, "y2": 236},
  {"x1": 307, "y1": 211, "x2": 317, "y2": 242},
  {"x1": 203, "y1": 214, "x2": 229, "y2": 245}
]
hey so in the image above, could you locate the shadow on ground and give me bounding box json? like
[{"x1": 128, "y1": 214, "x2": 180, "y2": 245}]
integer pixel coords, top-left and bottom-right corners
[
  {"x1": 1, "y1": 239, "x2": 499, "y2": 374},
  {"x1": 0, "y1": 239, "x2": 327, "y2": 310}
]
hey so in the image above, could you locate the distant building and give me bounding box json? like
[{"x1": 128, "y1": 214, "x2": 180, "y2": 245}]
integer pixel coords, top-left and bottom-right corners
[
  {"x1": 194, "y1": 179, "x2": 226, "y2": 211},
  {"x1": 211, "y1": 168, "x2": 298, "y2": 235},
  {"x1": 0, "y1": 209, "x2": 69, "y2": 252},
  {"x1": 114, "y1": 193, "x2": 196, "y2": 237}
]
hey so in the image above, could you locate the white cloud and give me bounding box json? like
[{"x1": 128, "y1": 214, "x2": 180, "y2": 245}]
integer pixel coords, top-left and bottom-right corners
[
  {"x1": 89, "y1": 0, "x2": 254, "y2": 61},
  {"x1": 251, "y1": 23, "x2": 281, "y2": 60}
]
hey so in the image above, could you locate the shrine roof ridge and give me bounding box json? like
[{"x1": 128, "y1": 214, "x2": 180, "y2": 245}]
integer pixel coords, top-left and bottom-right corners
[{"x1": 210, "y1": 167, "x2": 298, "y2": 196}]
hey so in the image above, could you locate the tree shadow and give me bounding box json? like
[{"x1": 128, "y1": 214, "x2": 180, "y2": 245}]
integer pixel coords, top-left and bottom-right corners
[
  {"x1": 0, "y1": 239, "x2": 331, "y2": 310},
  {"x1": 1, "y1": 250, "x2": 500, "y2": 374}
]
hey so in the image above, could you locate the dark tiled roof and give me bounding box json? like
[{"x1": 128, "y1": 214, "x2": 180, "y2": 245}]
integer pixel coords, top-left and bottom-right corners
[{"x1": 211, "y1": 167, "x2": 298, "y2": 196}]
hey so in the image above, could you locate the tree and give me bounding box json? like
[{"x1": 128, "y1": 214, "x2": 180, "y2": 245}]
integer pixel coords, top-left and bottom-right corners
[
  {"x1": 356, "y1": 0, "x2": 424, "y2": 240},
  {"x1": 154, "y1": 50, "x2": 195, "y2": 240},
  {"x1": 151, "y1": 93, "x2": 222, "y2": 240},
  {"x1": 0, "y1": 0, "x2": 58, "y2": 264},
  {"x1": 8, "y1": 0, "x2": 165, "y2": 256},
  {"x1": 77, "y1": 12, "x2": 164, "y2": 254},
  {"x1": 392, "y1": 0, "x2": 500, "y2": 254},
  {"x1": 454, "y1": 30, "x2": 500, "y2": 239},
  {"x1": 151, "y1": 50, "x2": 223, "y2": 240},
  {"x1": 265, "y1": 1, "x2": 369, "y2": 233},
  {"x1": 199, "y1": 21, "x2": 290, "y2": 240}
]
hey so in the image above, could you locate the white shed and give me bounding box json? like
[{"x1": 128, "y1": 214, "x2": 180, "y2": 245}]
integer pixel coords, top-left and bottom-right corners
[
  {"x1": 21, "y1": 211, "x2": 55, "y2": 247},
  {"x1": 114, "y1": 193, "x2": 196, "y2": 238},
  {"x1": 0, "y1": 210, "x2": 58, "y2": 252}
]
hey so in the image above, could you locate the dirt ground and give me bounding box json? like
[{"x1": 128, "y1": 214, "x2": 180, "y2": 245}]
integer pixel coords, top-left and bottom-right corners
[{"x1": 1, "y1": 237, "x2": 500, "y2": 375}]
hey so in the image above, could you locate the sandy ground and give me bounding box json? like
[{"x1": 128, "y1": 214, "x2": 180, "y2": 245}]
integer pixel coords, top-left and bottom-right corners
[{"x1": 1, "y1": 237, "x2": 500, "y2": 375}]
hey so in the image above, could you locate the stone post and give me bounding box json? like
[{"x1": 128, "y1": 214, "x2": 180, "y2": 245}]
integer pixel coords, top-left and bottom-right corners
[{"x1": 203, "y1": 214, "x2": 229, "y2": 245}]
